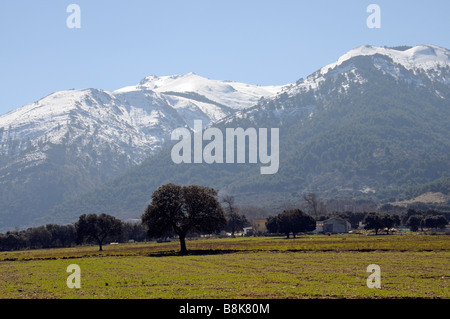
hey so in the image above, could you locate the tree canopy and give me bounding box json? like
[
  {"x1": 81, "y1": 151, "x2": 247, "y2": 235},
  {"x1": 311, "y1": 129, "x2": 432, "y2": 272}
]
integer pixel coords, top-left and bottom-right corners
[
  {"x1": 141, "y1": 183, "x2": 226, "y2": 254},
  {"x1": 266, "y1": 209, "x2": 316, "y2": 238},
  {"x1": 363, "y1": 212, "x2": 400, "y2": 235},
  {"x1": 406, "y1": 213, "x2": 448, "y2": 231},
  {"x1": 75, "y1": 213, "x2": 123, "y2": 251}
]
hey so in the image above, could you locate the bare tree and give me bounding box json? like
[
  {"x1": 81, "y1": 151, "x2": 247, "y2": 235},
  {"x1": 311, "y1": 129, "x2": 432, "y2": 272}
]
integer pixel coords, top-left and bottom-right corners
[
  {"x1": 302, "y1": 193, "x2": 328, "y2": 218},
  {"x1": 303, "y1": 193, "x2": 318, "y2": 218},
  {"x1": 222, "y1": 194, "x2": 237, "y2": 215},
  {"x1": 221, "y1": 195, "x2": 249, "y2": 236},
  {"x1": 318, "y1": 201, "x2": 328, "y2": 216}
]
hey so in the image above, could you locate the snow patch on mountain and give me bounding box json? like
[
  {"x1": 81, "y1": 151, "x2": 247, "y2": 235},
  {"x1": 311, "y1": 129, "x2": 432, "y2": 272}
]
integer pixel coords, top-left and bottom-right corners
[
  {"x1": 320, "y1": 45, "x2": 450, "y2": 75},
  {"x1": 281, "y1": 45, "x2": 450, "y2": 99},
  {"x1": 115, "y1": 72, "x2": 284, "y2": 110},
  {"x1": 223, "y1": 44, "x2": 450, "y2": 128},
  {"x1": 0, "y1": 73, "x2": 285, "y2": 174},
  {"x1": 1, "y1": 45, "x2": 448, "y2": 170}
]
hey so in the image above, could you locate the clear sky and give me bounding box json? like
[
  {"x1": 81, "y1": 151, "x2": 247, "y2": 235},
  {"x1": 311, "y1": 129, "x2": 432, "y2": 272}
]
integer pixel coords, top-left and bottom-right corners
[{"x1": 1, "y1": 0, "x2": 449, "y2": 116}]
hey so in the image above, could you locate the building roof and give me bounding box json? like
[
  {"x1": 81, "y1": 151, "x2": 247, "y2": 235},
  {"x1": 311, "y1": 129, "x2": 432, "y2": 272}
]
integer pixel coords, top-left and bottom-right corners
[{"x1": 323, "y1": 217, "x2": 350, "y2": 225}]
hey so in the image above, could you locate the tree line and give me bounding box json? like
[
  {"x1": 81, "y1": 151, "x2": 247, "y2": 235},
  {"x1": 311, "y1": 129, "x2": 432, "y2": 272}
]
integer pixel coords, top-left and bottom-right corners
[
  {"x1": 1, "y1": 183, "x2": 448, "y2": 253},
  {"x1": 0, "y1": 184, "x2": 249, "y2": 253},
  {"x1": 318, "y1": 209, "x2": 448, "y2": 235},
  {"x1": 0, "y1": 218, "x2": 148, "y2": 252}
]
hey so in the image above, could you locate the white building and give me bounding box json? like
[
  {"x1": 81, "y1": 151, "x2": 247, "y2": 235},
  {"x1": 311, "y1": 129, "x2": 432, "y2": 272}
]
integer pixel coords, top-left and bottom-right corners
[
  {"x1": 322, "y1": 218, "x2": 351, "y2": 234},
  {"x1": 243, "y1": 227, "x2": 253, "y2": 236}
]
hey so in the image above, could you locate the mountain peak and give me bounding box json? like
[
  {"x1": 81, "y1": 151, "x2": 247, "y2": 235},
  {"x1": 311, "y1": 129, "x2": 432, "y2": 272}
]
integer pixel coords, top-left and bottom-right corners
[
  {"x1": 320, "y1": 44, "x2": 450, "y2": 75},
  {"x1": 117, "y1": 72, "x2": 209, "y2": 93},
  {"x1": 115, "y1": 72, "x2": 285, "y2": 110}
]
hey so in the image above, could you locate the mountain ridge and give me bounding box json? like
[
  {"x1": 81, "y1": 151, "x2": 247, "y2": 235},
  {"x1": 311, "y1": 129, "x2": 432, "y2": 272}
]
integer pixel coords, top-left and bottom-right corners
[
  {"x1": 41, "y1": 44, "x2": 450, "y2": 228},
  {"x1": 0, "y1": 44, "x2": 449, "y2": 231},
  {"x1": 0, "y1": 73, "x2": 285, "y2": 231}
]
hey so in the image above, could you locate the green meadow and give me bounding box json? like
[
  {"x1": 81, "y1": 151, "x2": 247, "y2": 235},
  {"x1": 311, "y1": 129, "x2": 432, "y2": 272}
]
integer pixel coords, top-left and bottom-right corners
[{"x1": 0, "y1": 234, "x2": 448, "y2": 299}]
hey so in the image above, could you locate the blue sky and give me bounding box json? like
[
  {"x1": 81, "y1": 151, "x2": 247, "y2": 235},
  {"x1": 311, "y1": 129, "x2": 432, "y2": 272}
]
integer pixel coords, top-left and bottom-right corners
[{"x1": 1, "y1": 0, "x2": 449, "y2": 115}]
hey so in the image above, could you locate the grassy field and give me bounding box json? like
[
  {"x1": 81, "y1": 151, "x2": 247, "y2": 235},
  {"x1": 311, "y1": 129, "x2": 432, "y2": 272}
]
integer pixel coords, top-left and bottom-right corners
[{"x1": 0, "y1": 234, "x2": 448, "y2": 299}]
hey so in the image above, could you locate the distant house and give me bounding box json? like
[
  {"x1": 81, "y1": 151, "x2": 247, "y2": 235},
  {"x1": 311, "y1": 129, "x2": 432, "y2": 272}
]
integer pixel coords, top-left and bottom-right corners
[
  {"x1": 322, "y1": 218, "x2": 351, "y2": 234},
  {"x1": 243, "y1": 227, "x2": 253, "y2": 236},
  {"x1": 252, "y1": 219, "x2": 268, "y2": 235},
  {"x1": 313, "y1": 222, "x2": 324, "y2": 234}
]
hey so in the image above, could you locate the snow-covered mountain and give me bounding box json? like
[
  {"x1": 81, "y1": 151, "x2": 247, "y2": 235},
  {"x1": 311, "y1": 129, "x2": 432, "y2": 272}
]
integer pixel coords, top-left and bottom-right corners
[
  {"x1": 73, "y1": 44, "x2": 449, "y2": 223},
  {"x1": 228, "y1": 45, "x2": 450, "y2": 124},
  {"x1": 0, "y1": 73, "x2": 284, "y2": 165},
  {"x1": 294, "y1": 44, "x2": 450, "y2": 94},
  {"x1": 322, "y1": 45, "x2": 450, "y2": 74},
  {"x1": 1, "y1": 44, "x2": 449, "y2": 231},
  {"x1": 212, "y1": 44, "x2": 450, "y2": 204},
  {"x1": 0, "y1": 74, "x2": 284, "y2": 230},
  {"x1": 117, "y1": 72, "x2": 282, "y2": 109}
]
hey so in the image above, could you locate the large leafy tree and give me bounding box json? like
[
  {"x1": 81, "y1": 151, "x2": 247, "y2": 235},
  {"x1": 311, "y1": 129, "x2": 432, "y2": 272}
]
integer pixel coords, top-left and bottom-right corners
[
  {"x1": 75, "y1": 213, "x2": 123, "y2": 251},
  {"x1": 142, "y1": 183, "x2": 226, "y2": 254},
  {"x1": 266, "y1": 209, "x2": 316, "y2": 238},
  {"x1": 381, "y1": 213, "x2": 400, "y2": 235},
  {"x1": 363, "y1": 213, "x2": 384, "y2": 235},
  {"x1": 406, "y1": 214, "x2": 423, "y2": 232},
  {"x1": 363, "y1": 212, "x2": 400, "y2": 235}
]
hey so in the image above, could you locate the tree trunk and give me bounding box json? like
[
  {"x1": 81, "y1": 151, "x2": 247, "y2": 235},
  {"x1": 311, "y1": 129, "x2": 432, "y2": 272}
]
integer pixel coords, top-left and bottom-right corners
[
  {"x1": 95, "y1": 236, "x2": 104, "y2": 251},
  {"x1": 179, "y1": 235, "x2": 188, "y2": 255}
]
